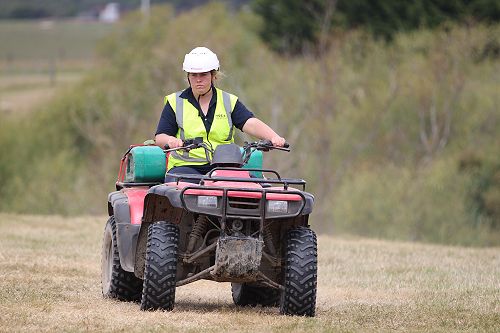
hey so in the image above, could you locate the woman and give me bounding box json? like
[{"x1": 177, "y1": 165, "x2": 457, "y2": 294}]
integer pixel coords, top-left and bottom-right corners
[{"x1": 155, "y1": 47, "x2": 285, "y2": 180}]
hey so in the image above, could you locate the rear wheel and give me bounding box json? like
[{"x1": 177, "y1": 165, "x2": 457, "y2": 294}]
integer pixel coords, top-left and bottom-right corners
[
  {"x1": 140, "y1": 221, "x2": 179, "y2": 311},
  {"x1": 279, "y1": 226, "x2": 317, "y2": 317},
  {"x1": 101, "y1": 216, "x2": 142, "y2": 301},
  {"x1": 231, "y1": 283, "x2": 280, "y2": 307}
]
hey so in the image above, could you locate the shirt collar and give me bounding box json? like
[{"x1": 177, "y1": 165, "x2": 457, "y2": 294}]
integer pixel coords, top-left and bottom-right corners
[{"x1": 180, "y1": 84, "x2": 217, "y2": 109}]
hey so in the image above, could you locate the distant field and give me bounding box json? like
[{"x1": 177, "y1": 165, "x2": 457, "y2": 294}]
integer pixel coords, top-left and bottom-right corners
[
  {"x1": 0, "y1": 214, "x2": 498, "y2": 332},
  {"x1": 0, "y1": 19, "x2": 114, "y2": 114},
  {"x1": 0, "y1": 19, "x2": 113, "y2": 64},
  {"x1": 0, "y1": 72, "x2": 82, "y2": 114}
]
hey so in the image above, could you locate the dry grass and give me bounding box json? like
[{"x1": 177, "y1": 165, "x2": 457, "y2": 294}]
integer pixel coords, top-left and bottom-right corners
[
  {"x1": 0, "y1": 72, "x2": 83, "y2": 114},
  {"x1": 0, "y1": 214, "x2": 498, "y2": 332}
]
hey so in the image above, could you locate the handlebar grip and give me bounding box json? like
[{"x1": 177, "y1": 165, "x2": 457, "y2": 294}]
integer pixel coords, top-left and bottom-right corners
[
  {"x1": 183, "y1": 137, "x2": 203, "y2": 147},
  {"x1": 260, "y1": 139, "x2": 272, "y2": 146}
]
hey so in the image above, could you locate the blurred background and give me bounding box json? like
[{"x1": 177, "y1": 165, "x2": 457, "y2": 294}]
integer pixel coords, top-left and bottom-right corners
[{"x1": 0, "y1": 0, "x2": 498, "y2": 246}]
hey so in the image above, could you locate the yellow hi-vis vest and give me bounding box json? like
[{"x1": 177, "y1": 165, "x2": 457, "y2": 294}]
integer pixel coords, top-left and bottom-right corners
[{"x1": 165, "y1": 87, "x2": 238, "y2": 170}]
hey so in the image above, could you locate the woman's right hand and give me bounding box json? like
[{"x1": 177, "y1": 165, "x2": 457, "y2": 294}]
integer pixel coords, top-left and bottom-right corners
[{"x1": 155, "y1": 134, "x2": 183, "y2": 149}]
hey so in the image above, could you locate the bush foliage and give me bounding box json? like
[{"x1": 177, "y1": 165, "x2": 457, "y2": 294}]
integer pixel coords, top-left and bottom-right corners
[{"x1": 1, "y1": 3, "x2": 499, "y2": 245}]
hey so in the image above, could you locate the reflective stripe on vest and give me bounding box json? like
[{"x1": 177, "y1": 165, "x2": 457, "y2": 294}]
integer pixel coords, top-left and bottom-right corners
[{"x1": 165, "y1": 88, "x2": 237, "y2": 170}]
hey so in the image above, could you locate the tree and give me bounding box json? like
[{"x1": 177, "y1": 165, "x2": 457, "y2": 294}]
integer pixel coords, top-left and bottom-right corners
[
  {"x1": 252, "y1": 0, "x2": 328, "y2": 55},
  {"x1": 252, "y1": 0, "x2": 500, "y2": 55}
]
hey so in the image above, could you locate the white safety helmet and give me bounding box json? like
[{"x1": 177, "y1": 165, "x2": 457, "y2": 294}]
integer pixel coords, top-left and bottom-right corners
[{"x1": 182, "y1": 47, "x2": 220, "y2": 73}]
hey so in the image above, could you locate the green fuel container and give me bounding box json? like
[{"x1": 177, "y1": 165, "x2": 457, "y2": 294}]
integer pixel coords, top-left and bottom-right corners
[
  {"x1": 240, "y1": 148, "x2": 263, "y2": 178},
  {"x1": 125, "y1": 146, "x2": 166, "y2": 182}
]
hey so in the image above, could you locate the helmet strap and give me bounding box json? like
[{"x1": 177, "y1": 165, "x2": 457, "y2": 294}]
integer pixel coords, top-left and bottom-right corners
[{"x1": 200, "y1": 86, "x2": 212, "y2": 97}]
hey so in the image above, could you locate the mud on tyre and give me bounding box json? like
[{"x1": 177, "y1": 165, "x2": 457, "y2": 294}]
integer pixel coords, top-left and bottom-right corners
[{"x1": 101, "y1": 216, "x2": 143, "y2": 301}]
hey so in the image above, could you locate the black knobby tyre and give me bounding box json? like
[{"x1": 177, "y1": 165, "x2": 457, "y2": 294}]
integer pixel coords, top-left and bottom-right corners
[
  {"x1": 140, "y1": 221, "x2": 179, "y2": 311},
  {"x1": 280, "y1": 226, "x2": 318, "y2": 317},
  {"x1": 101, "y1": 216, "x2": 143, "y2": 302},
  {"x1": 231, "y1": 283, "x2": 280, "y2": 307}
]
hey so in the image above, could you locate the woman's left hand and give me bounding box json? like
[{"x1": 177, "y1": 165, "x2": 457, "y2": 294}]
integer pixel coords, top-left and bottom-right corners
[{"x1": 271, "y1": 135, "x2": 286, "y2": 147}]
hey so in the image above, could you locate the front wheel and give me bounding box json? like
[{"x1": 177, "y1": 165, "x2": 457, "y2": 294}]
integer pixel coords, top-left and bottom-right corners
[
  {"x1": 140, "y1": 221, "x2": 179, "y2": 311},
  {"x1": 101, "y1": 216, "x2": 142, "y2": 301},
  {"x1": 279, "y1": 226, "x2": 318, "y2": 317}
]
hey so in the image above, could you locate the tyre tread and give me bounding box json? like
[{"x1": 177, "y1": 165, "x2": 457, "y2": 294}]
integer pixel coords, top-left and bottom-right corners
[
  {"x1": 280, "y1": 226, "x2": 317, "y2": 317},
  {"x1": 140, "y1": 221, "x2": 179, "y2": 311}
]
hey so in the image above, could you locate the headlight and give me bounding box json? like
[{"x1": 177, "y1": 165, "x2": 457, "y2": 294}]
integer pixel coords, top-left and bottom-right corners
[
  {"x1": 267, "y1": 200, "x2": 288, "y2": 213},
  {"x1": 197, "y1": 195, "x2": 218, "y2": 208}
]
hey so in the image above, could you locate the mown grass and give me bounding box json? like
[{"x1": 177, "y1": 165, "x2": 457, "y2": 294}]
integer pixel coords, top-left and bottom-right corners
[{"x1": 0, "y1": 214, "x2": 498, "y2": 332}]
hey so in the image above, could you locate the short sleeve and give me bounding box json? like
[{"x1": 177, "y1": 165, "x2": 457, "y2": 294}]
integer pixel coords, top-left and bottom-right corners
[
  {"x1": 231, "y1": 100, "x2": 254, "y2": 130},
  {"x1": 155, "y1": 101, "x2": 179, "y2": 136}
]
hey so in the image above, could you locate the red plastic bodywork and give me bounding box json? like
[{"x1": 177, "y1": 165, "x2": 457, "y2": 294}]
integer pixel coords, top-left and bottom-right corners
[
  {"x1": 122, "y1": 187, "x2": 148, "y2": 225},
  {"x1": 183, "y1": 169, "x2": 303, "y2": 201}
]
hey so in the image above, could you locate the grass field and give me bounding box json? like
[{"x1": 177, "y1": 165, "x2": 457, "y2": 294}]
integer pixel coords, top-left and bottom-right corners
[
  {"x1": 0, "y1": 214, "x2": 498, "y2": 332},
  {"x1": 0, "y1": 72, "x2": 82, "y2": 114},
  {"x1": 0, "y1": 19, "x2": 113, "y2": 115},
  {"x1": 0, "y1": 20, "x2": 113, "y2": 62}
]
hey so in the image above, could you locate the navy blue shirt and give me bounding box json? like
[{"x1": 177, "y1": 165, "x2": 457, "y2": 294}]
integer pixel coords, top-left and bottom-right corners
[{"x1": 155, "y1": 85, "x2": 254, "y2": 136}]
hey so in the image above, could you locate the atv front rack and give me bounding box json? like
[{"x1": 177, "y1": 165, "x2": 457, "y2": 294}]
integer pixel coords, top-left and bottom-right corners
[
  {"x1": 168, "y1": 167, "x2": 307, "y2": 191},
  {"x1": 181, "y1": 185, "x2": 307, "y2": 221}
]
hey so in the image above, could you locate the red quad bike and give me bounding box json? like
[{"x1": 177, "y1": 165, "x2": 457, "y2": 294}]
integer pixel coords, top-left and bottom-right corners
[{"x1": 101, "y1": 139, "x2": 317, "y2": 316}]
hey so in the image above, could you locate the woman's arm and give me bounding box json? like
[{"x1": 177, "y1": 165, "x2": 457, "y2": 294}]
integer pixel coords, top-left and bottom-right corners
[
  {"x1": 242, "y1": 118, "x2": 286, "y2": 147},
  {"x1": 155, "y1": 101, "x2": 183, "y2": 148}
]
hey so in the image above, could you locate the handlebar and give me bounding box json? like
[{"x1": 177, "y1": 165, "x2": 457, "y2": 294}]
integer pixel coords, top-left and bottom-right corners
[
  {"x1": 165, "y1": 138, "x2": 290, "y2": 152},
  {"x1": 243, "y1": 140, "x2": 290, "y2": 152},
  {"x1": 164, "y1": 137, "x2": 207, "y2": 152},
  {"x1": 163, "y1": 138, "x2": 290, "y2": 166}
]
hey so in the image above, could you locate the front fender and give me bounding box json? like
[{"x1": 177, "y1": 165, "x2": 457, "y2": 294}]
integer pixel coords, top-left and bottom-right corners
[
  {"x1": 107, "y1": 188, "x2": 148, "y2": 272},
  {"x1": 134, "y1": 184, "x2": 185, "y2": 279},
  {"x1": 141, "y1": 184, "x2": 185, "y2": 224}
]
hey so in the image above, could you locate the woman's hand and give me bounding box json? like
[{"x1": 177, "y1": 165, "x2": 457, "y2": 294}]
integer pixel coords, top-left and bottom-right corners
[
  {"x1": 271, "y1": 135, "x2": 286, "y2": 147},
  {"x1": 166, "y1": 137, "x2": 183, "y2": 148},
  {"x1": 155, "y1": 134, "x2": 183, "y2": 149}
]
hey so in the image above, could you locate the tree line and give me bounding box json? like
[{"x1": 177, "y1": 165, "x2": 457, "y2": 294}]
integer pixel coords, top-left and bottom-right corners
[{"x1": 254, "y1": 0, "x2": 500, "y2": 54}]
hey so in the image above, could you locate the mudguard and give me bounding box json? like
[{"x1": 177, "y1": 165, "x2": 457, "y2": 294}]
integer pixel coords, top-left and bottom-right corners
[
  {"x1": 301, "y1": 192, "x2": 315, "y2": 215},
  {"x1": 141, "y1": 184, "x2": 185, "y2": 224},
  {"x1": 133, "y1": 184, "x2": 187, "y2": 279},
  {"x1": 108, "y1": 188, "x2": 148, "y2": 272},
  {"x1": 147, "y1": 184, "x2": 184, "y2": 207}
]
